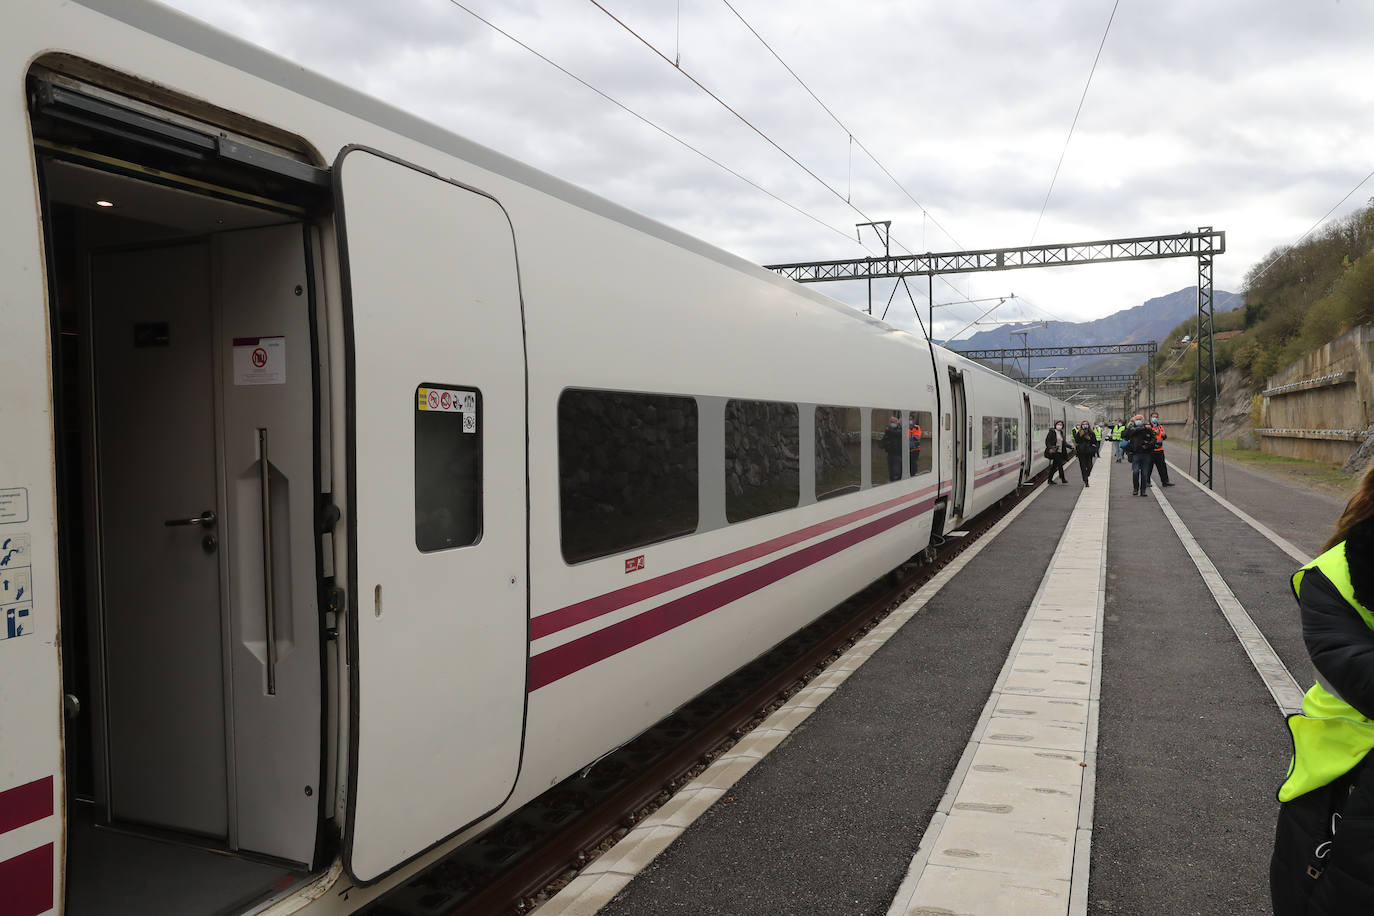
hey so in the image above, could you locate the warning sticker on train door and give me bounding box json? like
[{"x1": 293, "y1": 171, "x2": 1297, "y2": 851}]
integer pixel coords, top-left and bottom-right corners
[
  {"x1": 1, "y1": 533, "x2": 32, "y2": 642},
  {"x1": 0, "y1": 488, "x2": 27, "y2": 524},
  {"x1": 232, "y1": 336, "x2": 286, "y2": 385}
]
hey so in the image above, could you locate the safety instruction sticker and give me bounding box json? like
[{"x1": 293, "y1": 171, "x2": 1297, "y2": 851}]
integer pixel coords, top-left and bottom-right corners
[
  {"x1": 417, "y1": 387, "x2": 478, "y2": 433},
  {"x1": 232, "y1": 336, "x2": 286, "y2": 386},
  {"x1": 1, "y1": 533, "x2": 32, "y2": 642},
  {"x1": 0, "y1": 488, "x2": 27, "y2": 524}
]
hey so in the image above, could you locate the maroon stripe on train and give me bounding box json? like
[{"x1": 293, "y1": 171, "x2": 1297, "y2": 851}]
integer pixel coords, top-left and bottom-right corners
[
  {"x1": 531, "y1": 484, "x2": 939, "y2": 640},
  {"x1": 0, "y1": 843, "x2": 53, "y2": 916},
  {"x1": 0, "y1": 777, "x2": 52, "y2": 836},
  {"x1": 974, "y1": 463, "x2": 1022, "y2": 488},
  {"x1": 528, "y1": 495, "x2": 936, "y2": 690},
  {"x1": 974, "y1": 458, "x2": 1021, "y2": 478}
]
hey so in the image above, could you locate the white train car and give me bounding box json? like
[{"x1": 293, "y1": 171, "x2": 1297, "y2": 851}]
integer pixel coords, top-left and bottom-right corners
[{"x1": 0, "y1": 2, "x2": 1085, "y2": 913}]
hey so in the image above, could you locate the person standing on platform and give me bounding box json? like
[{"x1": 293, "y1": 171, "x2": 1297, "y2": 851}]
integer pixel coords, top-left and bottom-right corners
[
  {"x1": 1123, "y1": 414, "x2": 1157, "y2": 496},
  {"x1": 1045, "y1": 420, "x2": 1070, "y2": 485},
  {"x1": 1148, "y1": 412, "x2": 1175, "y2": 486},
  {"x1": 1270, "y1": 463, "x2": 1374, "y2": 914},
  {"x1": 1073, "y1": 420, "x2": 1099, "y2": 486},
  {"x1": 1093, "y1": 420, "x2": 1105, "y2": 458},
  {"x1": 881, "y1": 415, "x2": 903, "y2": 482},
  {"x1": 908, "y1": 418, "x2": 922, "y2": 476},
  {"x1": 1112, "y1": 419, "x2": 1127, "y2": 462}
]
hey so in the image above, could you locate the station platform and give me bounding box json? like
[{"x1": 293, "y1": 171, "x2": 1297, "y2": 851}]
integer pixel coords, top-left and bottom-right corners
[{"x1": 533, "y1": 453, "x2": 1346, "y2": 916}]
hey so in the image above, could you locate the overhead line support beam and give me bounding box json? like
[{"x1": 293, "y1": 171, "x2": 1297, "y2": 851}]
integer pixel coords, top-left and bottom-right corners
[
  {"x1": 764, "y1": 229, "x2": 1225, "y2": 282},
  {"x1": 767, "y1": 226, "x2": 1223, "y2": 488}
]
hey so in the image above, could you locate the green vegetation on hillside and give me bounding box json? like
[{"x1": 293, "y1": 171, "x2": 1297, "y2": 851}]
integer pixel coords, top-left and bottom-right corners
[{"x1": 1147, "y1": 201, "x2": 1374, "y2": 387}]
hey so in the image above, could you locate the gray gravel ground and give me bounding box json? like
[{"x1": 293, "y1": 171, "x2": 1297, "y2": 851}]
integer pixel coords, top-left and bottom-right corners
[
  {"x1": 598, "y1": 483, "x2": 1079, "y2": 916},
  {"x1": 1089, "y1": 459, "x2": 1289, "y2": 916}
]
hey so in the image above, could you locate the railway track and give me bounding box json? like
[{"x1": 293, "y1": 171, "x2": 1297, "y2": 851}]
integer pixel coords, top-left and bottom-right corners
[{"x1": 362, "y1": 473, "x2": 1046, "y2": 916}]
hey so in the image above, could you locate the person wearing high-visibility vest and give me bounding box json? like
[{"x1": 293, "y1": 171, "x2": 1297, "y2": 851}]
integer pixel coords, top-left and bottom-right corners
[
  {"x1": 908, "y1": 421, "x2": 922, "y2": 476},
  {"x1": 1111, "y1": 421, "x2": 1127, "y2": 462},
  {"x1": 1147, "y1": 412, "x2": 1175, "y2": 486},
  {"x1": 1271, "y1": 464, "x2": 1374, "y2": 914},
  {"x1": 1093, "y1": 421, "x2": 1105, "y2": 458}
]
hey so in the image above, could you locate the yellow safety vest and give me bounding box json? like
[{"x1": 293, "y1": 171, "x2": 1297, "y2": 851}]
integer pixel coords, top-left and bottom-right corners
[{"x1": 1278, "y1": 541, "x2": 1374, "y2": 801}]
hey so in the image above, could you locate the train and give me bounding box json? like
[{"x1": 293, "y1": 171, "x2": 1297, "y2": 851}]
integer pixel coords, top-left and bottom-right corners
[{"x1": 0, "y1": 1, "x2": 1090, "y2": 912}]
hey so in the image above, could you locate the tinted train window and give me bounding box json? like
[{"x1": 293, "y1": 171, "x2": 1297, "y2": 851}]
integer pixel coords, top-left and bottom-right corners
[
  {"x1": 981, "y1": 415, "x2": 1019, "y2": 457},
  {"x1": 815, "y1": 406, "x2": 862, "y2": 501},
  {"x1": 871, "y1": 408, "x2": 904, "y2": 485},
  {"x1": 1033, "y1": 405, "x2": 1051, "y2": 432},
  {"x1": 558, "y1": 389, "x2": 699, "y2": 563},
  {"x1": 415, "y1": 384, "x2": 482, "y2": 552},
  {"x1": 726, "y1": 400, "x2": 799, "y2": 523},
  {"x1": 907, "y1": 410, "x2": 934, "y2": 476}
]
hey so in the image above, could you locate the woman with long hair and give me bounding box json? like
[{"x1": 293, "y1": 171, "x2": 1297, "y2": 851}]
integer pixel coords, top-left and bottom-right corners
[{"x1": 1271, "y1": 462, "x2": 1374, "y2": 914}]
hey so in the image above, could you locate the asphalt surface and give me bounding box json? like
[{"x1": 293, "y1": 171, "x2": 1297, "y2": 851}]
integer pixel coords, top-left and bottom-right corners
[
  {"x1": 1089, "y1": 459, "x2": 1289, "y2": 915},
  {"x1": 1158, "y1": 469, "x2": 1317, "y2": 693},
  {"x1": 598, "y1": 485, "x2": 1079, "y2": 916},
  {"x1": 1166, "y1": 452, "x2": 1347, "y2": 559}
]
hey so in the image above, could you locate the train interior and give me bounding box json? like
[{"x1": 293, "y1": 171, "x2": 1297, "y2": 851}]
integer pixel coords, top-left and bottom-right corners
[{"x1": 32, "y1": 70, "x2": 333, "y2": 914}]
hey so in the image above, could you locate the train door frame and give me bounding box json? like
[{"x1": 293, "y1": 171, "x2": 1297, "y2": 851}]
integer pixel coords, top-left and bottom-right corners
[
  {"x1": 29, "y1": 65, "x2": 338, "y2": 902},
  {"x1": 1021, "y1": 393, "x2": 1033, "y2": 483},
  {"x1": 948, "y1": 368, "x2": 968, "y2": 519}
]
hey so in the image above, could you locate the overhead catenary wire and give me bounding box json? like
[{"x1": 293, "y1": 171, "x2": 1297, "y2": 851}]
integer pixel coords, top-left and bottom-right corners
[
  {"x1": 587, "y1": 0, "x2": 982, "y2": 315},
  {"x1": 1029, "y1": 0, "x2": 1121, "y2": 245},
  {"x1": 443, "y1": 1, "x2": 867, "y2": 247},
  {"x1": 719, "y1": 0, "x2": 965, "y2": 250},
  {"x1": 1248, "y1": 165, "x2": 1374, "y2": 284},
  {"x1": 713, "y1": 0, "x2": 988, "y2": 319},
  {"x1": 587, "y1": 0, "x2": 879, "y2": 226}
]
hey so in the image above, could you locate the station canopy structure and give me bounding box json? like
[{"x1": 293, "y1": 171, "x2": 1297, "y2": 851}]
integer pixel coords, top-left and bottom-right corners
[{"x1": 765, "y1": 228, "x2": 1225, "y2": 488}]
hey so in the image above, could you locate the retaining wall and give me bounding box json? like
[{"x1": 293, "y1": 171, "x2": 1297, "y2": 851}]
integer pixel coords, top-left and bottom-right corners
[{"x1": 1258, "y1": 324, "x2": 1373, "y2": 464}]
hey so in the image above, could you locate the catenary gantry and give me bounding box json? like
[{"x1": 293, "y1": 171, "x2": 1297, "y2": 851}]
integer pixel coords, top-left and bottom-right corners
[{"x1": 765, "y1": 228, "x2": 1225, "y2": 488}]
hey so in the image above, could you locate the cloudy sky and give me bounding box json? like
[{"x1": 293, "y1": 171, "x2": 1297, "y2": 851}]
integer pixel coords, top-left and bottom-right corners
[{"x1": 159, "y1": 0, "x2": 1374, "y2": 341}]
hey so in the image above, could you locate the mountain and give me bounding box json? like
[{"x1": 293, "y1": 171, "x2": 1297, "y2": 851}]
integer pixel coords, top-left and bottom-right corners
[{"x1": 950, "y1": 286, "x2": 1243, "y2": 377}]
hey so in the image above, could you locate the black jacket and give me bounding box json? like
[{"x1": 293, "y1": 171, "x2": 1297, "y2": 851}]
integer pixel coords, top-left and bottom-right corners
[
  {"x1": 1122, "y1": 424, "x2": 1156, "y2": 456},
  {"x1": 1044, "y1": 427, "x2": 1069, "y2": 456},
  {"x1": 1272, "y1": 518, "x2": 1374, "y2": 915},
  {"x1": 1071, "y1": 426, "x2": 1097, "y2": 456}
]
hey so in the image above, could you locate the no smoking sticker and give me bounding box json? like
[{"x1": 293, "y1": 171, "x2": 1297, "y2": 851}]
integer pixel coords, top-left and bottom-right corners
[{"x1": 232, "y1": 336, "x2": 286, "y2": 386}]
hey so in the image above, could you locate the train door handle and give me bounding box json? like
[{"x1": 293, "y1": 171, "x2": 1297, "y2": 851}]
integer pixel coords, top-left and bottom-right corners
[{"x1": 165, "y1": 510, "x2": 217, "y2": 528}]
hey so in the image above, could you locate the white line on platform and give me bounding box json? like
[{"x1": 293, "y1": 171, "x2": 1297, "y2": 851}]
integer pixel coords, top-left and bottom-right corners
[
  {"x1": 1152, "y1": 487, "x2": 1305, "y2": 715},
  {"x1": 1166, "y1": 460, "x2": 1310, "y2": 564},
  {"x1": 533, "y1": 483, "x2": 1052, "y2": 916},
  {"x1": 888, "y1": 470, "x2": 1108, "y2": 916}
]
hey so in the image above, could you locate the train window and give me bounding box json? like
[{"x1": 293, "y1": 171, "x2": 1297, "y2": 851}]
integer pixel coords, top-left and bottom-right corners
[
  {"x1": 1033, "y1": 405, "x2": 1051, "y2": 432},
  {"x1": 907, "y1": 410, "x2": 934, "y2": 476},
  {"x1": 415, "y1": 384, "x2": 483, "y2": 552},
  {"x1": 815, "y1": 406, "x2": 862, "y2": 501},
  {"x1": 871, "y1": 408, "x2": 904, "y2": 485},
  {"x1": 726, "y1": 400, "x2": 799, "y2": 523},
  {"x1": 981, "y1": 415, "x2": 1019, "y2": 457},
  {"x1": 558, "y1": 389, "x2": 699, "y2": 564}
]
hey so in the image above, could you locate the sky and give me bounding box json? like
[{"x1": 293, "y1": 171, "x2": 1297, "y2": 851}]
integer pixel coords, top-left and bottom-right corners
[{"x1": 157, "y1": 0, "x2": 1374, "y2": 342}]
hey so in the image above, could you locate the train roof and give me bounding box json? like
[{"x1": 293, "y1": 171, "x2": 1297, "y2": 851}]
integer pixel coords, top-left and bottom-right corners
[{"x1": 73, "y1": 0, "x2": 907, "y2": 338}]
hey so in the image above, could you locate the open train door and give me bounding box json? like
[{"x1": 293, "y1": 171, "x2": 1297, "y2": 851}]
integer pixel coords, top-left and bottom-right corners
[
  {"x1": 1022, "y1": 393, "x2": 1033, "y2": 482},
  {"x1": 949, "y1": 368, "x2": 969, "y2": 519},
  {"x1": 335, "y1": 148, "x2": 529, "y2": 883}
]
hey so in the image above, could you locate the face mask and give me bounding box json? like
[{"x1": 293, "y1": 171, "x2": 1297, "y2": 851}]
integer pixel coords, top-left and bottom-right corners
[
  {"x1": 1055, "y1": 424, "x2": 1063, "y2": 430},
  {"x1": 1134, "y1": 420, "x2": 1143, "y2": 427},
  {"x1": 1151, "y1": 417, "x2": 1159, "y2": 423}
]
